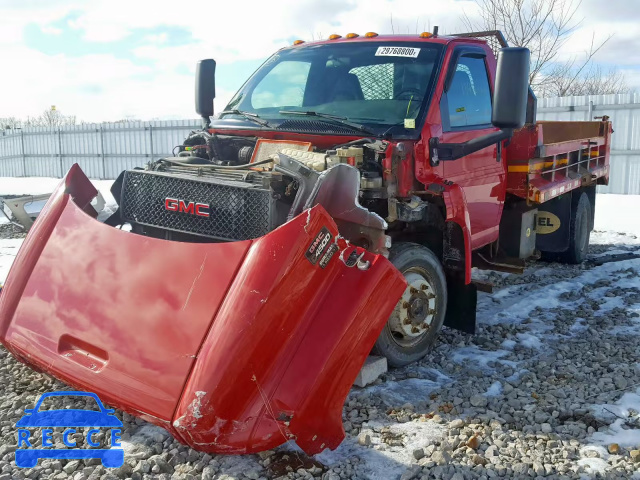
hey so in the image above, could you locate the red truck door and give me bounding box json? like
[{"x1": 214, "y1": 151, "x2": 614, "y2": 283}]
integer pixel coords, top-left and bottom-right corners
[{"x1": 439, "y1": 47, "x2": 506, "y2": 249}]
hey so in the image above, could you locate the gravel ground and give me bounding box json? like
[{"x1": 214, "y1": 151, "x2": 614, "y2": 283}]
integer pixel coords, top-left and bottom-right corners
[
  {"x1": 0, "y1": 223, "x2": 28, "y2": 240},
  {"x1": 1, "y1": 226, "x2": 639, "y2": 480}
]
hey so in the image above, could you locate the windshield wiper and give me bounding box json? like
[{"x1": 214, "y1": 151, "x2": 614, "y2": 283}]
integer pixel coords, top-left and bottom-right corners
[
  {"x1": 218, "y1": 109, "x2": 271, "y2": 127},
  {"x1": 279, "y1": 110, "x2": 374, "y2": 135}
]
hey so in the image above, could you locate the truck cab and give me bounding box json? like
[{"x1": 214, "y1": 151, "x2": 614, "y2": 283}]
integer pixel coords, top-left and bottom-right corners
[
  {"x1": 212, "y1": 33, "x2": 511, "y2": 250},
  {"x1": 209, "y1": 33, "x2": 516, "y2": 255},
  {"x1": 166, "y1": 32, "x2": 533, "y2": 365}
]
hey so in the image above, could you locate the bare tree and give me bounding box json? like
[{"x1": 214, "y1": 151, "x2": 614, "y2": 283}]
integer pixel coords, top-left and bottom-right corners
[
  {"x1": 537, "y1": 63, "x2": 629, "y2": 96},
  {"x1": 463, "y1": 0, "x2": 627, "y2": 96},
  {"x1": 107, "y1": 117, "x2": 142, "y2": 124},
  {"x1": 464, "y1": 0, "x2": 585, "y2": 82},
  {"x1": 530, "y1": 30, "x2": 630, "y2": 96},
  {"x1": 0, "y1": 117, "x2": 22, "y2": 131},
  {"x1": 463, "y1": 0, "x2": 620, "y2": 91},
  {"x1": 0, "y1": 106, "x2": 81, "y2": 131},
  {"x1": 26, "y1": 107, "x2": 77, "y2": 128}
]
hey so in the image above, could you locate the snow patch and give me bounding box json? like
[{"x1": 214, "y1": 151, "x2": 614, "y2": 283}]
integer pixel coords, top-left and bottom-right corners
[
  {"x1": 594, "y1": 194, "x2": 640, "y2": 239},
  {"x1": 451, "y1": 346, "x2": 517, "y2": 372},
  {"x1": 356, "y1": 368, "x2": 451, "y2": 406},
  {"x1": 588, "y1": 387, "x2": 640, "y2": 447},
  {"x1": 569, "y1": 318, "x2": 588, "y2": 334},
  {"x1": 590, "y1": 418, "x2": 640, "y2": 447},
  {"x1": 577, "y1": 456, "x2": 609, "y2": 475},
  {"x1": 0, "y1": 239, "x2": 23, "y2": 284},
  {"x1": 505, "y1": 369, "x2": 528, "y2": 383},
  {"x1": 516, "y1": 333, "x2": 543, "y2": 349},
  {"x1": 363, "y1": 377, "x2": 450, "y2": 406},
  {"x1": 484, "y1": 381, "x2": 503, "y2": 397},
  {"x1": 577, "y1": 445, "x2": 610, "y2": 475},
  {"x1": 316, "y1": 419, "x2": 444, "y2": 480}
]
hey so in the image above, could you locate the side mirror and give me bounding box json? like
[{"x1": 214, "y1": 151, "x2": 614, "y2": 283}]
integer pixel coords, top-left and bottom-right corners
[
  {"x1": 429, "y1": 46, "x2": 531, "y2": 165},
  {"x1": 195, "y1": 59, "x2": 216, "y2": 127},
  {"x1": 492, "y1": 47, "x2": 530, "y2": 130}
]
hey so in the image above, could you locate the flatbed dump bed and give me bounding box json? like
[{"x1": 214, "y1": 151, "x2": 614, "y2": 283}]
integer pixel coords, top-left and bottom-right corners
[{"x1": 506, "y1": 120, "x2": 611, "y2": 203}]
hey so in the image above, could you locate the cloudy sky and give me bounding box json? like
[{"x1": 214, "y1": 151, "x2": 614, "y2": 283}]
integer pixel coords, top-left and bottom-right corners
[{"x1": 0, "y1": 0, "x2": 637, "y2": 122}]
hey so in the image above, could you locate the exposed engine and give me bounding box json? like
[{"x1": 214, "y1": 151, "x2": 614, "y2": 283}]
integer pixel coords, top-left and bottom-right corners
[{"x1": 111, "y1": 130, "x2": 391, "y2": 253}]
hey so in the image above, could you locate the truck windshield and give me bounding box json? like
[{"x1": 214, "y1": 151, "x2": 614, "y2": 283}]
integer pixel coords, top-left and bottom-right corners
[{"x1": 224, "y1": 41, "x2": 443, "y2": 137}]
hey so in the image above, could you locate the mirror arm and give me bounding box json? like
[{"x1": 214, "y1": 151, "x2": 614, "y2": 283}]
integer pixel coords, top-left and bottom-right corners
[{"x1": 429, "y1": 128, "x2": 513, "y2": 166}]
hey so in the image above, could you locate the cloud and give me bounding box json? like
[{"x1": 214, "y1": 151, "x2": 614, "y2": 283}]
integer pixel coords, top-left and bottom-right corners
[
  {"x1": 41, "y1": 25, "x2": 63, "y2": 35},
  {"x1": 579, "y1": 0, "x2": 640, "y2": 23},
  {"x1": 618, "y1": 68, "x2": 640, "y2": 93},
  {"x1": 0, "y1": 0, "x2": 474, "y2": 121},
  {"x1": 554, "y1": 21, "x2": 638, "y2": 68},
  {"x1": 0, "y1": 0, "x2": 638, "y2": 122},
  {"x1": 594, "y1": 32, "x2": 640, "y2": 68},
  {"x1": 143, "y1": 33, "x2": 169, "y2": 45}
]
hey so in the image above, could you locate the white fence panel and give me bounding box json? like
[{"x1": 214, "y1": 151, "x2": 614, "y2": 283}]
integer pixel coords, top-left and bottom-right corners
[
  {"x1": 0, "y1": 95, "x2": 638, "y2": 194},
  {"x1": 537, "y1": 94, "x2": 640, "y2": 195},
  {"x1": 0, "y1": 120, "x2": 200, "y2": 180},
  {"x1": 0, "y1": 133, "x2": 23, "y2": 177}
]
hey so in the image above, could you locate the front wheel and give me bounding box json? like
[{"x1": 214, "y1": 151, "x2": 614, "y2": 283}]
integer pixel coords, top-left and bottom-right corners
[{"x1": 372, "y1": 243, "x2": 447, "y2": 367}]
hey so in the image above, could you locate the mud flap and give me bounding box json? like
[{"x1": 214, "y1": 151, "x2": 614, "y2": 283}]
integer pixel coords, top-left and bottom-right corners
[
  {"x1": 536, "y1": 193, "x2": 572, "y2": 252},
  {"x1": 443, "y1": 275, "x2": 477, "y2": 334},
  {"x1": 583, "y1": 185, "x2": 596, "y2": 230}
]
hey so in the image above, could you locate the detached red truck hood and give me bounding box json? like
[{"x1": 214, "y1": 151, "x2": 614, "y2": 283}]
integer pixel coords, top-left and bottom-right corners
[{"x1": 0, "y1": 165, "x2": 405, "y2": 455}]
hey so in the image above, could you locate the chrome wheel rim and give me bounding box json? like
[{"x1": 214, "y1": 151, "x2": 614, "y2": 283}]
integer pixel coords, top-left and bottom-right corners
[{"x1": 387, "y1": 267, "x2": 437, "y2": 348}]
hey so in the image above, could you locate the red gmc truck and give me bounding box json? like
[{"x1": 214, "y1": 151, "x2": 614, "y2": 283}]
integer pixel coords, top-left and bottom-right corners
[{"x1": 0, "y1": 30, "x2": 611, "y2": 455}]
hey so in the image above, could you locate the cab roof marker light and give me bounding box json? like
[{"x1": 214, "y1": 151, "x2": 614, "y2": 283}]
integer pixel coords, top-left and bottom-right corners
[
  {"x1": 328, "y1": 34, "x2": 342, "y2": 40},
  {"x1": 345, "y1": 33, "x2": 359, "y2": 39},
  {"x1": 364, "y1": 32, "x2": 378, "y2": 38},
  {"x1": 293, "y1": 40, "x2": 305, "y2": 45},
  {"x1": 419, "y1": 32, "x2": 433, "y2": 38}
]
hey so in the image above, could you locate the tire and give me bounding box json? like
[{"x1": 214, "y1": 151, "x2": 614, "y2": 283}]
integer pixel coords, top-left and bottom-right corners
[
  {"x1": 561, "y1": 192, "x2": 592, "y2": 264},
  {"x1": 372, "y1": 243, "x2": 447, "y2": 367}
]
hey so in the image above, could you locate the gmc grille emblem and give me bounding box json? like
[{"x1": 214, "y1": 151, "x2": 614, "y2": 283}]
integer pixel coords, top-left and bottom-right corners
[{"x1": 165, "y1": 198, "x2": 210, "y2": 218}]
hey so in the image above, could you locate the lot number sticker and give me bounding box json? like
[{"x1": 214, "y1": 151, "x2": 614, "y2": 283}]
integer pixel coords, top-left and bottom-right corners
[{"x1": 375, "y1": 46, "x2": 420, "y2": 58}]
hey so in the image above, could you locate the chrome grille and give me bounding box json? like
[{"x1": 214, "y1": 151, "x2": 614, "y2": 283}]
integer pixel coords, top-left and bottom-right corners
[{"x1": 120, "y1": 170, "x2": 275, "y2": 241}]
